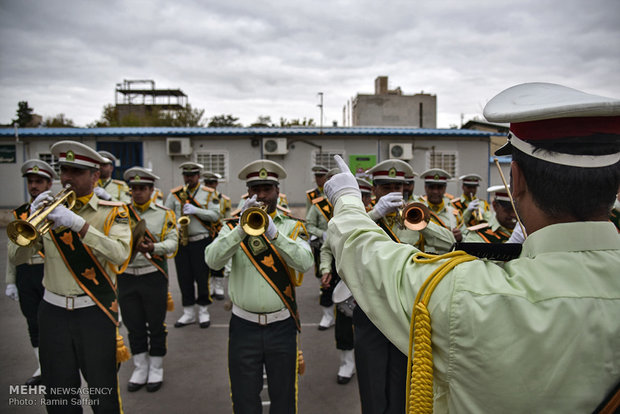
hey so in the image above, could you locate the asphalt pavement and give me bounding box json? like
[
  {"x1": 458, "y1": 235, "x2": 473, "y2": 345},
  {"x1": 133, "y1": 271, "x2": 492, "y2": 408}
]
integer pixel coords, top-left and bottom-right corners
[{"x1": 0, "y1": 228, "x2": 362, "y2": 413}]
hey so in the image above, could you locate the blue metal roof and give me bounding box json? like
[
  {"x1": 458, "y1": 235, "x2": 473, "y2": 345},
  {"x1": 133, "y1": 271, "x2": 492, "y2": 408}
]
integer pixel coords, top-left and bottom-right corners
[{"x1": 0, "y1": 126, "x2": 498, "y2": 138}]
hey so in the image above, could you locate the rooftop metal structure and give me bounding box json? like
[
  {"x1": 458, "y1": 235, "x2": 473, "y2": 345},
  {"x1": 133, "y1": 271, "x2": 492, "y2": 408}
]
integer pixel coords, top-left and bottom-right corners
[{"x1": 114, "y1": 79, "x2": 188, "y2": 111}]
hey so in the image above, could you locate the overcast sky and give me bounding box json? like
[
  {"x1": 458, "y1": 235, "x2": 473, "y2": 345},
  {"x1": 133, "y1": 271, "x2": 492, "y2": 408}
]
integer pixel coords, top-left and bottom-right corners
[{"x1": 1, "y1": 0, "x2": 619, "y2": 128}]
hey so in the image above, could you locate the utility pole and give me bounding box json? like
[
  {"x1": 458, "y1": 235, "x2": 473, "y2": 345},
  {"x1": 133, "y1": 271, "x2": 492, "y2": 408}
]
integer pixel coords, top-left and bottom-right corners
[{"x1": 317, "y1": 92, "x2": 324, "y2": 134}]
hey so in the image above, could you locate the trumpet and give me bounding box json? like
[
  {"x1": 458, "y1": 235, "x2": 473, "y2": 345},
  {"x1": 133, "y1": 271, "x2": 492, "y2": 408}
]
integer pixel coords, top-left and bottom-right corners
[
  {"x1": 397, "y1": 202, "x2": 431, "y2": 231},
  {"x1": 7, "y1": 185, "x2": 76, "y2": 247},
  {"x1": 178, "y1": 185, "x2": 191, "y2": 247},
  {"x1": 240, "y1": 202, "x2": 269, "y2": 236}
]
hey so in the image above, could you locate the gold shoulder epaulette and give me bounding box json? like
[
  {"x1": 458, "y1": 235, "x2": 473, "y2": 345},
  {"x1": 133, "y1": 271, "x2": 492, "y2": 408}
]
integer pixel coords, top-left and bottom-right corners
[
  {"x1": 202, "y1": 186, "x2": 214, "y2": 192},
  {"x1": 98, "y1": 199, "x2": 125, "y2": 207},
  {"x1": 445, "y1": 193, "x2": 455, "y2": 200},
  {"x1": 221, "y1": 194, "x2": 231, "y2": 201},
  {"x1": 155, "y1": 203, "x2": 171, "y2": 211},
  {"x1": 170, "y1": 185, "x2": 183, "y2": 193},
  {"x1": 112, "y1": 179, "x2": 127, "y2": 186}
]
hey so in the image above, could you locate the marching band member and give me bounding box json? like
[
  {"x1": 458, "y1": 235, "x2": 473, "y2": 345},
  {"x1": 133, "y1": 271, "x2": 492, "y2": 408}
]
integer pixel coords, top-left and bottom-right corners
[
  {"x1": 5, "y1": 159, "x2": 56, "y2": 386},
  {"x1": 323, "y1": 83, "x2": 620, "y2": 412},
  {"x1": 120, "y1": 167, "x2": 178, "y2": 393},
  {"x1": 451, "y1": 174, "x2": 492, "y2": 228},
  {"x1": 353, "y1": 159, "x2": 455, "y2": 414},
  {"x1": 96, "y1": 150, "x2": 130, "y2": 203},
  {"x1": 463, "y1": 185, "x2": 516, "y2": 243},
  {"x1": 165, "y1": 162, "x2": 221, "y2": 329},
  {"x1": 419, "y1": 169, "x2": 462, "y2": 241},
  {"x1": 9, "y1": 141, "x2": 131, "y2": 413},
  {"x1": 205, "y1": 159, "x2": 312, "y2": 414}
]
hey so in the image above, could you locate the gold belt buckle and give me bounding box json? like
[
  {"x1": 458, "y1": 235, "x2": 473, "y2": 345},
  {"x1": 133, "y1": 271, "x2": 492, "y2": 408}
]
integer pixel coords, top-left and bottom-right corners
[
  {"x1": 258, "y1": 313, "x2": 268, "y2": 326},
  {"x1": 66, "y1": 296, "x2": 75, "y2": 310}
]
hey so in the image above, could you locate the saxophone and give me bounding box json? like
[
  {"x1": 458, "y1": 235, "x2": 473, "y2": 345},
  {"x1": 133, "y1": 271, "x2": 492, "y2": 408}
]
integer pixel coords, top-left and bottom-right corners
[{"x1": 178, "y1": 185, "x2": 191, "y2": 246}]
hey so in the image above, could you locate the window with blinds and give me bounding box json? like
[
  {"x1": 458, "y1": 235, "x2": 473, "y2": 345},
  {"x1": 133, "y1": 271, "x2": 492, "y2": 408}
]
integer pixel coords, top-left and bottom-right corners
[
  {"x1": 312, "y1": 150, "x2": 345, "y2": 170},
  {"x1": 427, "y1": 151, "x2": 457, "y2": 177},
  {"x1": 195, "y1": 151, "x2": 228, "y2": 181},
  {"x1": 39, "y1": 153, "x2": 60, "y2": 176}
]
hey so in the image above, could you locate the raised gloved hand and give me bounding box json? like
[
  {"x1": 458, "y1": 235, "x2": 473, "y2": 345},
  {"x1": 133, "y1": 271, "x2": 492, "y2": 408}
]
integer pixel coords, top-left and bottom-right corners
[
  {"x1": 183, "y1": 203, "x2": 199, "y2": 215},
  {"x1": 368, "y1": 192, "x2": 403, "y2": 221},
  {"x1": 466, "y1": 199, "x2": 481, "y2": 212},
  {"x1": 240, "y1": 194, "x2": 260, "y2": 213},
  {"x1": 324, "y1": 155, "x2": 360, "y2": 204},
  {"x1": 507, "y1": 222, "x2": 526, "y2": 244},
  {"x1": 94, "y1": 186, "x2": 112, "y2": 201},
  {"x1": 47, "y1": 205, "x2": 86, "y2": 232},
  {"x1": 30, "y1": 190, "x2": 53, "y2": 215},
  {"x1": 5, "y1": 284, "x2": 18, "y2": 301}
]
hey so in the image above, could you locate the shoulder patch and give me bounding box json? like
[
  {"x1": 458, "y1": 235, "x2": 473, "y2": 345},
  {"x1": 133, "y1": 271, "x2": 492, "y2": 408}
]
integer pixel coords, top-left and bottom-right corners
[
  {"x1": 170, "y1": 185, "x2": 183, "y2": 193},
  {"x1": 98, "y1": 200, "x2": 125, "y2": 207}
]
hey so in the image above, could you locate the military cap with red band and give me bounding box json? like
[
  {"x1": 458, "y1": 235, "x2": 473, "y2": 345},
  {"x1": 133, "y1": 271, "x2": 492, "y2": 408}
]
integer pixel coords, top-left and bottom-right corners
[
  {"x1": 238, "y1": 159, "x2": 287, "y2": 186},
  {"x1": 366, "y1": 159, "x2": 414, "y2": 182},
  {"x1": 21, "y1": 159, "x2": 58, "y2": 180},
  {"x1": 485, "y1": 82, "x2": 620, "y2": 168},
  {"x1": 50, "y1": 140, "x2": 107, "y2": 170}
]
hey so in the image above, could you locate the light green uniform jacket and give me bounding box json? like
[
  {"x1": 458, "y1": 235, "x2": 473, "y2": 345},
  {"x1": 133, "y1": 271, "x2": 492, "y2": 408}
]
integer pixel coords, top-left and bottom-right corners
[
  {"x1": 165, "y1": 185, "x2": 221, "y2": 238},
  {"x1": 9, "y1": 195, "x2": 131, "y2": 296},
  {"x1": 205, "y1": 211, "x2": 313, "y2": 313},
  {"x1": 327, "y1": 195, "x2": 620, "y2": 413}
]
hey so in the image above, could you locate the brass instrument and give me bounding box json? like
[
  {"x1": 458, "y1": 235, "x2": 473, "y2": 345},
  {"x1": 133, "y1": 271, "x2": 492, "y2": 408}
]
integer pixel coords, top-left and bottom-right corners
[
  {"x1": 472, "y1": 201, "x2": 485, "y2": 223},
  {"x1": 240, "y1": 202, "x2": 269, "y2": 236},
  {"x1": 397, "y1": 202, "x2": 431, "y2": 231},
  {"x1": 7, "y1": 185, "x2": 76, "y2": 247},
  {"x1": 178, "y1": 185, "x2": 191, "y2": 247}
]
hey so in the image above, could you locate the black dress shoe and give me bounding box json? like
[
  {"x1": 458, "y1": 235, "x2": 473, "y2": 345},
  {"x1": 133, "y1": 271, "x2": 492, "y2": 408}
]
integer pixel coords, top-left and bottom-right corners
[
  {"x1": 174, "y1": 321, "x2": 192, "y2": 328},
  {"x1": 337, "y1": 375, "x2": 352, "y2": 385},
  {"x1": 25, "y1": 375, "x2": 41, "y2": 386},
  {"x1": 127, "y1": 382, "x2": 145, "y2": 392},
  {"x1": 199, "y1": 321, "x2": 211, "y2": 329},
  {"x1": 213, "y1": 293, "x2": 225, "y2": 301},
  {"x1": 146, "y1": 382, "x2": 162, "y2": 392},
  {"x1": 318, "y1": 325, "x2": 328, "y2": 331}
]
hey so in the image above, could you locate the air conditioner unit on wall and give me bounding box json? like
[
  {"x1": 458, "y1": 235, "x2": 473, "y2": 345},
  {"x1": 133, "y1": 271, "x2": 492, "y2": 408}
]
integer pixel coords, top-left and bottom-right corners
[
  {"x1": 263, "y1": 138, "x2": 288, "y2": 155},
  {"x1": 166, "y1": 138, "x2": 192, "y2": 156},
  {"x1": 389, "y1": 143, "x2": 413, "y2": 160}
]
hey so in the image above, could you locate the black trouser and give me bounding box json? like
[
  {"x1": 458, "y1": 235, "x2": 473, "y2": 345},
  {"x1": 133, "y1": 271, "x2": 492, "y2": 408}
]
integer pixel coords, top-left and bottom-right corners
[
  {"x1": 319, "y1": 259, "x2": 338, "y2": 308},
  {"x1": 38, "y1": 300, "x2": 120, "y2": 414},
  {"x1": 229, "y1": 314, "x2": 297, "y2": 414},
  {"x1": 353, "y1": 306, "x2": 406, "y2": 414},
  {"x1": 15, "y1": 263, "x2": 44, "y2": 348},
  {"x1": 335, "y1": 309, "x2": 354, "y2": 350},
  {"x1": 118, "y1": 270, "x2": 168, "y2": 356},
  {"x1": 174, "y1": 236, "x2": 212, "y2": 306}
]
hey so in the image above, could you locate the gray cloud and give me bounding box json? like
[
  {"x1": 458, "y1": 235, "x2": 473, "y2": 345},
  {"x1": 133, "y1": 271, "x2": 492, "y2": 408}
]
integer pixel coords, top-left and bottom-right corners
[{"x1": 1, "y1": 0, "x2": 619, "y2": 127}]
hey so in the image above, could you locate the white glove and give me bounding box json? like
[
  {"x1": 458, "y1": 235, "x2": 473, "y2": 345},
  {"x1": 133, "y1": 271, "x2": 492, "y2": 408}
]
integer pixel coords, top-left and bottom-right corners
[
  {"x1": 240, "y1": 194, "x2": 260, "y2": 213},
  {"x1": 324, "y1": 155, "x2": 361, "y2": 204},
  {"x1": 94, "y1": 186, "x2": 112, "y2": 201},
  {"x1": 30, "y1": 190, "x2": 53, "y2": 215},
  {"x1": 5, "y1": 284, "x2": 18, "y2": 301},
  {"x1": 466, "y1": 199, "x2": 481, "y2": 212},
  {"x1": 368, "y1": 192, "x2": 403, "y2": 221},
  {"x1": 265, "y1": 215, "x2": 278, "y2": 240},
  {"x1": 507, "y1": 223, "x2": 526, "y2": 244},
  {"x1": 183, "y1": 203, "x2": 199, "y2": 215},
  {"x1": 47, "y1": 205, "x2": 86, "y2": 232}
]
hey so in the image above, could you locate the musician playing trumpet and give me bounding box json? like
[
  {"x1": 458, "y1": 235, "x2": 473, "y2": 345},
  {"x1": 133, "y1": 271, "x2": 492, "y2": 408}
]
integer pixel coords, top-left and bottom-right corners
[
  {"x1": 120, "y1": 167, "x2": 178, "y2": 393},
  {"x1": 351, "y1": 159, "x2": 455, "y2": 414},
  {"x1": 463, "y1": 185, "x2": 516, "y2": 243},
  {"x1": 8, "y1": 140, "x2": 131, "y2": 413},
  {"x1": 164, "y1": 162, "x2": 221, "y2": 329},
  {"x1": 451, "y1": 173, "x2": 492, "y2": 229},
  {"x1": 205, "y1": 159, "x2": 313, "y2": 414}
]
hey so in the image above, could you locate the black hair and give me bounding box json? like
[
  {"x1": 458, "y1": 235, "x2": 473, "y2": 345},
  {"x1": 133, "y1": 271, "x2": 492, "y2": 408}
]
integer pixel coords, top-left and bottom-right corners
[{"x1": 512, "y1": 135, "x2": 620, "y2": 220}]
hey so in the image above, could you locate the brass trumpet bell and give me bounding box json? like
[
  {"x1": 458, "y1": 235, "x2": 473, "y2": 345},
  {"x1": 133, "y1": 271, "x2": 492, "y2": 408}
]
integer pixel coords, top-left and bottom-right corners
[
  {"x1": 401, "y1": 202, "x2": 431, "y2": 231},
  {"x1": 240, "y1": 205, "x2": 269, "y2": 236},
  {"x1": 7, "y1": 186, "x2": 76, "y2": 247}
]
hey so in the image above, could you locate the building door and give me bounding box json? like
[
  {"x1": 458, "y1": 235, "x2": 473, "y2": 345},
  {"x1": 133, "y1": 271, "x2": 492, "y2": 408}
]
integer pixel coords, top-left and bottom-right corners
[{"x1": 96, "y1": 141, "x2": 143, "y2": 180}]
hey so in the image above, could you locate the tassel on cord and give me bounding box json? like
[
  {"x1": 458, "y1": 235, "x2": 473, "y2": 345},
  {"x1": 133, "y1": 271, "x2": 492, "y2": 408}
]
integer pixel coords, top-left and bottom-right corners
[
  {"x1": 297, "y1": 350, "x2": 306, "y2": 376},
  {"x1": 116, "y1": 331, "x2": 131, "y2": 363},
  {"x1": 166, "y1": 291, "x2": 175, "y2": 312},
  {"x1": 406, "y1": 251, "x2": 476, "y2": 414}
]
